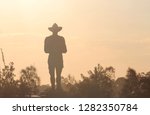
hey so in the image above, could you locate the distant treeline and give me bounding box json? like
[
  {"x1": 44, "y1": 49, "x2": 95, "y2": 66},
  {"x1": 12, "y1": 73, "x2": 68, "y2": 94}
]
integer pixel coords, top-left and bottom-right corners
[{"x1": 0, "y1": 63, "x2": 150, "y2": 98}]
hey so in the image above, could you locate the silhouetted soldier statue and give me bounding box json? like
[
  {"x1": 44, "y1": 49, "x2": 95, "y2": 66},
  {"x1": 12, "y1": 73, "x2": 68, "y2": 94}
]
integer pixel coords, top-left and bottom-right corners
[{"x1": 44, "y1": 23, "x2": 67, "y2": 91}]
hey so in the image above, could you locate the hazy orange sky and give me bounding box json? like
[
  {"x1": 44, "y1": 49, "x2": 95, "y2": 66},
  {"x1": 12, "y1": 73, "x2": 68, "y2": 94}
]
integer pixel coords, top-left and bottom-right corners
[{"x1": 0, "y1": 0, "x2": 150, "y2": 84}]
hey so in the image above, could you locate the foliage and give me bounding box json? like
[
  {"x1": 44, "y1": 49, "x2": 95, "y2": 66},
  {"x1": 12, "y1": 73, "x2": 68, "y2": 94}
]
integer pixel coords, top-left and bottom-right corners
[
  {"x1": 0, "y1": 62, "x2": 19, "y2": 97},
  {"x1": 19, "y1": 66, "x2": 40, "y2": 97},
  {"x1": 61, "y1": 75, "x2": 79, "y2": 97},
  {"x1": 0, "y1": 63, "x2": 150, "y2": 97},
  {"x1": 76, "y1": 64, "x2": 115, "y2": 97},
  {"x1": 0, "y1": 63, "x2": 40, "y2": 97}
]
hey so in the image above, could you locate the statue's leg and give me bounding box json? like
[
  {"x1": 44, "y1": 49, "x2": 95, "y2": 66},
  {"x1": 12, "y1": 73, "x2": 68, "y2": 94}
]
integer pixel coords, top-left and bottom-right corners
[
  {"x1": 56, "y1": 67, "x2": 62, "y2": 90},
  {"x1": 49, "y1": 66, "x2": 55, "y2": 90}
]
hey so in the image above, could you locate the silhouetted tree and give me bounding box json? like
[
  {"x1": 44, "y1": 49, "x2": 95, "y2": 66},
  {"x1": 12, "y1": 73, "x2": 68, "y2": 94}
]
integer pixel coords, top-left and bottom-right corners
[
  {"x1": 114, "y1": 77, "x2": 129, "y2": 97},
  {"x1": 19, "y1": 66, "x2": 40, "y2": 97},
  {"x1": 125, "y1": 68, "x2": 139, "y2": 97},
  {"x1": 137, "y1": 71, "x2": 150, "y2": 97},
  {"x1": 77, "y1": 64, "x2": 115, "y2": 97},
  {"x1": 0, "y1": 62, "x2": 19, "y2": 97}
]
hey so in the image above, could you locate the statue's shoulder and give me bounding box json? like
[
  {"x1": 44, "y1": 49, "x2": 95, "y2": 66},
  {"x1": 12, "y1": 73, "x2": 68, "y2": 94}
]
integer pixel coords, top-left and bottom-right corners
[
  {"x1": 58, "y1": 35, "x2": 65, "y2": 40},
  {"x1": 45, "y1": 35, "x2": 53, "y2": 39},
  {"x1": 45, "y1": 36, "x2": 53, "y2": 41}
]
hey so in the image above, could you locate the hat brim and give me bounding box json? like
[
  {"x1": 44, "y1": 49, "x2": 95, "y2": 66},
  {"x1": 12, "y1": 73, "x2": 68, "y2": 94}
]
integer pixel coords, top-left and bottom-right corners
[{"x1": 48, "y1": 27, "x2": 62, "y2": 32}]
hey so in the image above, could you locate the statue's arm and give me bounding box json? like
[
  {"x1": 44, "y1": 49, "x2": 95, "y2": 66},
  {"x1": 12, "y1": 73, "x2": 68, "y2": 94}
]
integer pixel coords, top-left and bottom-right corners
[
  {"x1": 62, "y1": 38, "x2": 67, "y2": 53},
  {"x1": 44, "y1": 38, "x2": 49, "y2": 53}
]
